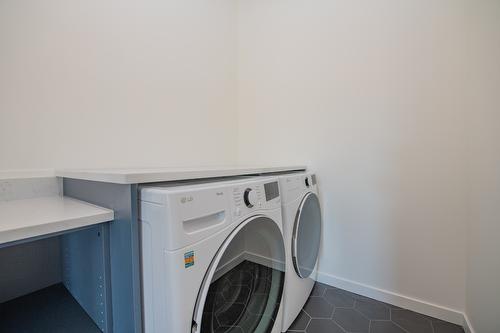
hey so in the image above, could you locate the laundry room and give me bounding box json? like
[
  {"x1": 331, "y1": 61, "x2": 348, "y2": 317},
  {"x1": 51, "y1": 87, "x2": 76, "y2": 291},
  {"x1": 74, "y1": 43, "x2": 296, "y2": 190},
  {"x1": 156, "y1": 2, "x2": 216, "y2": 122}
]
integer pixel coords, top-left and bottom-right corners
[{"x1": 0, "y1": 1, "x2": 499, "y2": 333}]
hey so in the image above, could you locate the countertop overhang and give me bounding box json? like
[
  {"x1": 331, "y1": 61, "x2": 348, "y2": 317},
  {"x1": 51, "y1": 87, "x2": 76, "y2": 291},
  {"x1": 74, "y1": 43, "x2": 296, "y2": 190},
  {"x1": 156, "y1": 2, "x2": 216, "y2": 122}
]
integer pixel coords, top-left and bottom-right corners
[
  {"x1": 0, "y1": 196, "x2": 114, "y2": 246},
  {"x1": 55, "y1": 165, "x2": 306, "y2": 184}
]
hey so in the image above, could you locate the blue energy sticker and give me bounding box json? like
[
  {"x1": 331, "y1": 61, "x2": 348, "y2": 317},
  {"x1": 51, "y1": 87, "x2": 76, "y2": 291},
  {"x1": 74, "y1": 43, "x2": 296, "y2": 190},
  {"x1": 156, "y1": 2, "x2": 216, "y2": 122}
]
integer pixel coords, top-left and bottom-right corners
[{"x1": 184, "y1": 251, "x2": 195, "y2": 268}]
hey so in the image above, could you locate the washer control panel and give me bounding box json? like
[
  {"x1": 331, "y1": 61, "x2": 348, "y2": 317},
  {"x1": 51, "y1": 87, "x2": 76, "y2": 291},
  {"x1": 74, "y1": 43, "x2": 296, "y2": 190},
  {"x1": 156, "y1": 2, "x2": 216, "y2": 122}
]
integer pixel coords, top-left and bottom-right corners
[{"x1": 231, "y1": 178, "x2": 280, "y2": 217}]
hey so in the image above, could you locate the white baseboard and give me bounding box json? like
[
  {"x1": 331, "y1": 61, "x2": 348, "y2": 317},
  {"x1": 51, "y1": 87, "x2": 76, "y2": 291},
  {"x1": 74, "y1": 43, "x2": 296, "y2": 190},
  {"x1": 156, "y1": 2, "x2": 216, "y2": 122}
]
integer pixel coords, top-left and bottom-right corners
[
  {"x1": 462, "y1": 313, "x2": 475, "y2": 333},
  {"x1": 317, "y1": 270, "x2": 465, "y2": 326}
]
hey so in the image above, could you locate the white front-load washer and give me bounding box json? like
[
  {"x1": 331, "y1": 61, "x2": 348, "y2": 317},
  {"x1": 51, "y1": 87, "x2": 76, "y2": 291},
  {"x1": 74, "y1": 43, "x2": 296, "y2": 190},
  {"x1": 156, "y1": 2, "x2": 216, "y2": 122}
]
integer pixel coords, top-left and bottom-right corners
[
  {"x1": 278, "y1": 172, "x2": 322, "y2": 332},
  {"x1": 139, "y1": 176, "x2": 286, "y2": 333}
]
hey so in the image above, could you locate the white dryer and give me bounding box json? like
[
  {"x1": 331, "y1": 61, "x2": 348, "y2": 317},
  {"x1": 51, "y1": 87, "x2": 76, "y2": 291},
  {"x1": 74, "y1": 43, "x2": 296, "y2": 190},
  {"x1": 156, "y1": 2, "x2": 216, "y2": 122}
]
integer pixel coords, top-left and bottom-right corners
[
  {"x1": 278, "y1": 173, "x2": 322, "y2": 332},
  {"x1": 139, "y1": 177, "x2": 286, "y2": 333}
]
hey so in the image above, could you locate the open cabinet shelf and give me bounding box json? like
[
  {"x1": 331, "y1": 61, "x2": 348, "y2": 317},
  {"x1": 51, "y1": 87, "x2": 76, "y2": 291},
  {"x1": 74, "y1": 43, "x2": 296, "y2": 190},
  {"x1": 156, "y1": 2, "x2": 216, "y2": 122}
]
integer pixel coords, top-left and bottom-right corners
[
  {"x1": 0, "y1": 283, "x2": 102, "y2": 333},
  {"x1": 0, "y1": 224, "x2": 112, "y2": 332}
]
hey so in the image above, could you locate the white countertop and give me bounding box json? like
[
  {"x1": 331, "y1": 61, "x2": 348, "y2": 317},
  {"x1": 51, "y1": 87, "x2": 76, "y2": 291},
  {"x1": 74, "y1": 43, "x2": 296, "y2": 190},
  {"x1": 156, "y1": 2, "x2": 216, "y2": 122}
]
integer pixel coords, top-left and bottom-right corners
[
  {"x1": 56, "y1": 165, "x2": 306, "y2": 184},
  {"x1": 0, "y1": 196, "x2": 114, "y2": 245},
  {"x1": 0, "y1": 169, "x2": 55, "y2": 180}
]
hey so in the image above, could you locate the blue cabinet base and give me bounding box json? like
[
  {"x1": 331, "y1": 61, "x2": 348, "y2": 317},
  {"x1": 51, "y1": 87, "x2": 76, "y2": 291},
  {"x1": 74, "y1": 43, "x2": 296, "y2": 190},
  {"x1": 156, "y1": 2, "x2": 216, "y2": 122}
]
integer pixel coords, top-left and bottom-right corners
[
  {"x1": 63, "y1": 179, "x2": 142, "y2": 333},
  {"x1": 62, "y1": 224, "x2": 111, "y2": 332}
]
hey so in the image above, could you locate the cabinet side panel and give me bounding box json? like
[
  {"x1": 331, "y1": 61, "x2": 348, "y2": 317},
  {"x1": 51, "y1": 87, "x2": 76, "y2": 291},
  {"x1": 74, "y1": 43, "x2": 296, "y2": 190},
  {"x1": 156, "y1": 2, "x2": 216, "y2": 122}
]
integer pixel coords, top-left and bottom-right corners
[
  {"x1": 61, "y1": 225, "x2": 109, "y2": 331},
  {"x1": 63, "y1": 179, "x2": 142, "y2": 333}
]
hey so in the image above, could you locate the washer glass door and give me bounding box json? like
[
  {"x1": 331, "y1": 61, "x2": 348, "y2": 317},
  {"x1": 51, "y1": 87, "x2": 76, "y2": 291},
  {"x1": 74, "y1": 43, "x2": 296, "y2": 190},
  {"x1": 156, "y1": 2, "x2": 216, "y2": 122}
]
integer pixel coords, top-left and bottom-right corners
[
  {"x1": 292, "y1": 192, "x2": 322, "y2": 278},
  {"x1": 192, "y1": 216, "x2": 285, "y2": 333}
]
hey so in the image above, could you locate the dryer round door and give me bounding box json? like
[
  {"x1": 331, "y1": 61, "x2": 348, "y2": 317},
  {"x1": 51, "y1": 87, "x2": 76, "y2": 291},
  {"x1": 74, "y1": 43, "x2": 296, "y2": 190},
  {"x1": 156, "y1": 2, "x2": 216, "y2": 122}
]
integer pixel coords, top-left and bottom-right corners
[
  {"x1": 192, "y1": 215, "x2": 285, "y2": 333},
  {"x1": 292, "y1": 192, "x2": 322, "y2": 279}
]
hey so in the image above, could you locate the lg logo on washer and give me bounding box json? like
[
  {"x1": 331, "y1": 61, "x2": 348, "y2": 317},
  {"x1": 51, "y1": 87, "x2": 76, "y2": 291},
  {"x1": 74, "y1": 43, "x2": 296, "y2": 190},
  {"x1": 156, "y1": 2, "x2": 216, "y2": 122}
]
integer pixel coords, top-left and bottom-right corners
[
  {"x1": 181, "y1": 191, "x2": 224, "y2": 204},
  {"x1": 180, "y1": 196, "x2": 193, "y2": 204}
]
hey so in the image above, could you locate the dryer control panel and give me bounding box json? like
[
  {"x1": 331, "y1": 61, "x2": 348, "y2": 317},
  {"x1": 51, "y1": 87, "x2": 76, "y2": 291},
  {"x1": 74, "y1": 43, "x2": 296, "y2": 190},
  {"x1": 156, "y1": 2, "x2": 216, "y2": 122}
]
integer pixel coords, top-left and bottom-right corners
[{"x1": 278, "y1": 172, "x2": 319, "y2": 205}]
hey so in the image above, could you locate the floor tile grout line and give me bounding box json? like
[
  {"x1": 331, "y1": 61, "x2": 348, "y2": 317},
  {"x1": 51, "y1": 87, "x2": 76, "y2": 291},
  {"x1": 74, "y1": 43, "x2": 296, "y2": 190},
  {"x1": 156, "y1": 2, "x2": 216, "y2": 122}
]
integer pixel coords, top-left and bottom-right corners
[
  {"x1": 391, "y1": 320, "x2": 412, "y2": 333},
  {"x1": 352, "y1": 306, "x2": 371, "y2": 322},
  {"x1": 301, "y1": 307, "x2": 313, "y2": 319},
  {"x1": 331, "y1": 316, "x2": 348, "y2": 333},
  {"x1": 330, "y1": 305, "x2": 337, "y2": 320},
  {"x1": 302, "y1": 315, "x2": 312, "y2": 332},
  {"x1": 321, "y1": 290, "x2": 356, "y2": 309},
  {"x1": 321, "y1": 285, "x2": 327, "y2": 297},
  {"x1": 321, "y1": 294, "x2": 336, "y2": 308}
]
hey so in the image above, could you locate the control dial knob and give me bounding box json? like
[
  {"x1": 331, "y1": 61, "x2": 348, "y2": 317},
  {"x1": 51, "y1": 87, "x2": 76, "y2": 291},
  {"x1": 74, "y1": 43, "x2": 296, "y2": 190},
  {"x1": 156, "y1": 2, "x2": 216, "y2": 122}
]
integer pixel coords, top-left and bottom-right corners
[{"x1": 243, "y1": 188, "x2": 257, "y2": 208}]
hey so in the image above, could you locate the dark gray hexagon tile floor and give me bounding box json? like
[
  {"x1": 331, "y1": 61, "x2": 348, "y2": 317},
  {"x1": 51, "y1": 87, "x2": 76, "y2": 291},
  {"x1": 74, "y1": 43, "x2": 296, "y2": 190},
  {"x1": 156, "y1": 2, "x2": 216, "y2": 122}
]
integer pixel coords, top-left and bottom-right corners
[{"x1": 287, "y1": 282, "x2": 465, "y2": 333}]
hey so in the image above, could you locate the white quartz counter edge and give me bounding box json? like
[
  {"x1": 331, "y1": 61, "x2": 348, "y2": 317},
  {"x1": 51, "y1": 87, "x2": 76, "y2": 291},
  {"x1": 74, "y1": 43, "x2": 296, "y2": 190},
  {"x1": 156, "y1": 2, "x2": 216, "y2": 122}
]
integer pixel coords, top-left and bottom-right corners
[
  {"x1": 0, "y1": 169, "x2": 55, "y2": 180},
  {"x1": 55, "y1": 165, "x2": 307, "y2": 184},
  {"x1": 0, "y1": 196, "x2": 114, "y2": 245}
]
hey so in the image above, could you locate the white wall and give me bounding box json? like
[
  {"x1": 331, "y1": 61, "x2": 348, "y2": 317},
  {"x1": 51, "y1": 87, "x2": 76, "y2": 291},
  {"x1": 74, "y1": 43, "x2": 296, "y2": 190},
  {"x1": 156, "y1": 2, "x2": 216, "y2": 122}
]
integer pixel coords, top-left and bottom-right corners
[
  {"x1": 0, "y1": 0, "x2": 238, "y2": 169},
  {"x1": 2, "y1": 0, "x2": 500, "y2": 329},
  {"x1": 237, "y1": 0, "x2": 470, "y2": 313},
  {"x1": 465, "y1": 2, "x2": 500, "y2": 332}
]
